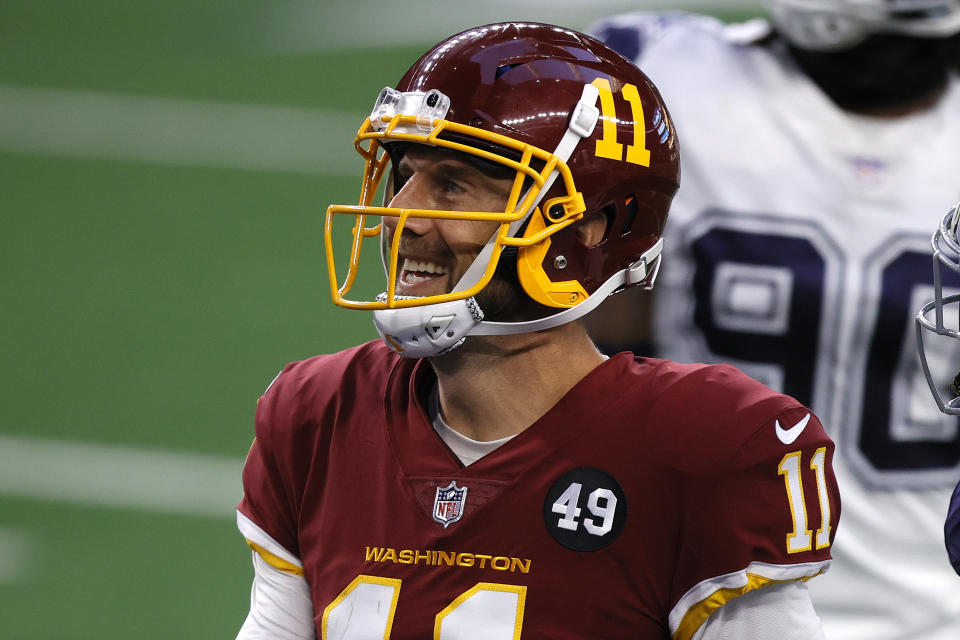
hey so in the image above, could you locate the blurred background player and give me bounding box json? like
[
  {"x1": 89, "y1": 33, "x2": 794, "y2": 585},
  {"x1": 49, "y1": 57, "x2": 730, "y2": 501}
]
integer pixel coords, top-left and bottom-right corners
[
  {"x1": 236, "y1": 21, "x2": 840, "y2": 639},
  {"x1": 588, "y1": 1, "x2": 960, "y2": 638}
]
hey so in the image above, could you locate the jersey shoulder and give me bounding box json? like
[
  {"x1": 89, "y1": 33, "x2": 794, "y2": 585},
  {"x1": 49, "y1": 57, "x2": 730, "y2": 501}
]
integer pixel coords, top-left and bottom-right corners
[
  {"x1": 238, "y1": 340, "x2": 406, "y2": 555},
  {"x1": 256, "y1": 339, "x2": 403, "y2": 441},
  {"x1": 588, "y1": 10, "x2": 772, "y2": 64},
  {"x1": 634, "y1": 359, "x2": 839, "y2": 630},
  {"x1": 638, "y1": 359, "x2": 828, "y2": 474}
]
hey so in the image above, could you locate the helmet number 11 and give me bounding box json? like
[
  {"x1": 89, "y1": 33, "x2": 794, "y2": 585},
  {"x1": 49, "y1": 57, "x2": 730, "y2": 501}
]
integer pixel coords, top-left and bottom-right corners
[{"x1": 591, "y1": 78, "x2": 651, "y2": 167}]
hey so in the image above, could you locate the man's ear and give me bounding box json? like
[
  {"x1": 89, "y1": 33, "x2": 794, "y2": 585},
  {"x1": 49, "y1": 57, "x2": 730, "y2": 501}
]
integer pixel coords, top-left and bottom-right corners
[{"x1": 575, "y1": 211, "x2": 607, "y2": 248}]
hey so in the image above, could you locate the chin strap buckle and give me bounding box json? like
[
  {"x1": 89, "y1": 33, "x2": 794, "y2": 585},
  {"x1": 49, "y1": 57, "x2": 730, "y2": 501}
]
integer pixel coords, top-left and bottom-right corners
[{"x1": 626, "y1": 238, "x2": 664, "y2": 287}]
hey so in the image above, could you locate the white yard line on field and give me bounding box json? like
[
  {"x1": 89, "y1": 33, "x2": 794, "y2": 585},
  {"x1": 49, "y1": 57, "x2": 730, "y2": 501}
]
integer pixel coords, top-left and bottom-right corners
[
  {"x1": 0, "y1": 84, "x2": 361, "y2": 175},
  {"x1": 0, "y1": 434, "x2": 243, "y2": 518}
]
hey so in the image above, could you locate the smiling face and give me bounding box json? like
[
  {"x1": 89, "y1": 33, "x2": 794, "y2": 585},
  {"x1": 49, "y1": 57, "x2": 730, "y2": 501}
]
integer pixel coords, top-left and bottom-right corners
[{"x1": 382, "y1": 145, "x2": 515, "y2": 299}]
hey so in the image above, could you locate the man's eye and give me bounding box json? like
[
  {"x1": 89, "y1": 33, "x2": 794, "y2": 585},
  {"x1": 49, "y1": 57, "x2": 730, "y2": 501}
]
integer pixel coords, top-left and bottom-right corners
[
  {"x1": 393, "y1": 172, "x2": 410, "y2": 191},
  {"x1": 444, "y1": 180, "x2": 465, "y2": 194}
]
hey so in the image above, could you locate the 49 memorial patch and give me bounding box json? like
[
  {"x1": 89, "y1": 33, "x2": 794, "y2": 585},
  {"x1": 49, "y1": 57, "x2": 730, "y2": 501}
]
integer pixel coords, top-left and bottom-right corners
[{"x1": 543, "y1": 467, "x2": 627, "y2": 551}]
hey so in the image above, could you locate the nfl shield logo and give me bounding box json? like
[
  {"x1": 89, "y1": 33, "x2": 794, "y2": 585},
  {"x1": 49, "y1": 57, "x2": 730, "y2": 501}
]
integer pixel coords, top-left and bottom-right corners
[{"x1": 433, "y1": 481, "x2": 468, "y2": 528}]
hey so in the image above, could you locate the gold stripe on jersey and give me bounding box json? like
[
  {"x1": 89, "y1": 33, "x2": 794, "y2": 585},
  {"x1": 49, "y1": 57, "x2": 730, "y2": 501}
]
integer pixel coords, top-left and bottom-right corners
[
  {"x1": 246, "y1": 539, "x2": 305, "y2": 577},
  {"x1": 673, "y1": 570, "x2": 824, "y2": 640}
]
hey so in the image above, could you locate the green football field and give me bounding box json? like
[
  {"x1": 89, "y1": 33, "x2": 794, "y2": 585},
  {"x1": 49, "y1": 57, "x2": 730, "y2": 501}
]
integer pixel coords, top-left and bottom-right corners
[{"x1": 0, "y1": 2, "x2": 759, "y2": 637}]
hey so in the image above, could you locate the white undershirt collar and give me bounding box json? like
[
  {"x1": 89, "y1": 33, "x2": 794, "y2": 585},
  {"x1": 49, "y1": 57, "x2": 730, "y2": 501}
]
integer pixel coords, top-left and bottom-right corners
[
  {"x1": 428, "y1": 385, "x2": 514, "y2": 466},
  {"x1": 426, "y1": 355, "x2": 609, "y2": 466}
]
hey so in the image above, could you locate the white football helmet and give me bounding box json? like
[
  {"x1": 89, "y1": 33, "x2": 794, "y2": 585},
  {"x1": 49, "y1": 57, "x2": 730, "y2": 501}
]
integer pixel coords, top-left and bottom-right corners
[
  {"x1": 916, "y1": 202, "x2": 960, "y2": 415},
  {"x1": 766, "y1": 0, "x2": 960, "y2": 50}
]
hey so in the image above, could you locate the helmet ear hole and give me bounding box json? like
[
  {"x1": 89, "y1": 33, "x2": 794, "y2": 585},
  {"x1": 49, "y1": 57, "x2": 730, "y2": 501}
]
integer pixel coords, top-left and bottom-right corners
[{"x1": 576, "y1": 210, "x2": 610, "y2": 249}]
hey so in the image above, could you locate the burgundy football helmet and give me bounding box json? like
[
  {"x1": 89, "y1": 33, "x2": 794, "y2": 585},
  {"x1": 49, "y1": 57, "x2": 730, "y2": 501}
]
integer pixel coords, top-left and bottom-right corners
[{"x1": 325, "y1": 22, "x2": 680, "y2": 357}]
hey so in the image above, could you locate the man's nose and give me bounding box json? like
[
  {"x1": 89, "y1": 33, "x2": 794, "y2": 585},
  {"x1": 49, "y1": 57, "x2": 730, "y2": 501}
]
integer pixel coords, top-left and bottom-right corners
[{"x1": 384, "y1": 176, "x2": 435, "y2": 235}]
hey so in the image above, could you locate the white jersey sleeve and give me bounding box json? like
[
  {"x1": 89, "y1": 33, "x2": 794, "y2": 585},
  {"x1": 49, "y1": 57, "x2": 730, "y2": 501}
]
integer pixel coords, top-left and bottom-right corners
[
  {"x1": 588, "y1": 11, "x2": 771, "y2": 66},
  {"x1": 236, "y1": 551, "x2": 315, "y2": 640},
  {"x1": 694, "y1": 581, "x2": 826, "y2": 640},
  {"x1": 236, "y1": 510, "x2": 315, "y2": 639}
]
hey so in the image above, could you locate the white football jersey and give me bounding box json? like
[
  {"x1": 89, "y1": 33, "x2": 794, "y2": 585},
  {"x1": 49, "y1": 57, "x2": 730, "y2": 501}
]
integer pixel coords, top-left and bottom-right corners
[{"x1": 590, "y1": 12, "x2": 960, "y2": 640}]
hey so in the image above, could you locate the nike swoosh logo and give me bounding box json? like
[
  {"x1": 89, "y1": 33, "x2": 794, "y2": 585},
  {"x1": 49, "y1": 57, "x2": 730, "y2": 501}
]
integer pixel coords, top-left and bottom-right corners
[{"x1": 775, "y1": 413, "x2": 811, "y2": 445}]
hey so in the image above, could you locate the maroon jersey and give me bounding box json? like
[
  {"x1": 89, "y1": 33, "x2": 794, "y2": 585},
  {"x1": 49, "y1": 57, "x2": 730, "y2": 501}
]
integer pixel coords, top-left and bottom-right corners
[{"x1": 238, "y1": 341, "x2": 840, "y2": 639}]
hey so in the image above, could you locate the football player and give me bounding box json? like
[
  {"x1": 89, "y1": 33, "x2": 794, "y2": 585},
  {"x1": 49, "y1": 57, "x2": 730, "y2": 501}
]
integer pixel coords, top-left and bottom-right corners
[
  {"x1": 235, "y1": 22, "x2": 840, "y2": 639},
  {"x1": 916, "y1": 201, "x2": 960, "y2": 578},
  {"x1": 949, "y1": 481, "x2": 960, "y2": 576},
  {"x1": 588, "y1": 2, "x2": 960, "y2": 638}
]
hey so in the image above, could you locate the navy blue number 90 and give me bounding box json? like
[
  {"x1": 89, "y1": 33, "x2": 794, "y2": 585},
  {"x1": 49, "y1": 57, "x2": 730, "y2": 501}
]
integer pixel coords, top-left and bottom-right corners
[{"x1": 686, "y1": 219, "x2": 960, "y2": 486}]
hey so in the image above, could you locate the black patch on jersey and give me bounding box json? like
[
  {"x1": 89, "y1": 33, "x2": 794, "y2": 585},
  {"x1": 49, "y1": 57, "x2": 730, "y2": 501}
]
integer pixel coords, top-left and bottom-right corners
[{"x1": 543, "y1": 467, "x2": 627, "y2": 551}]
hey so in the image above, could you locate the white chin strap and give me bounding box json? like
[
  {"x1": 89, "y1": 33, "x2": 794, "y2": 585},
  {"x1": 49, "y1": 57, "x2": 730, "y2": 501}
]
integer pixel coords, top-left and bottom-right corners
[
  {"x1": 374, "y1": 82, "x2": 655, "y2": 358},
  {"x1": 373, "y1": 238, "x2": 663, "y2": 358},
  {"x1": 373, "y1": 295, "x2": 485, "y2": 358}
]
